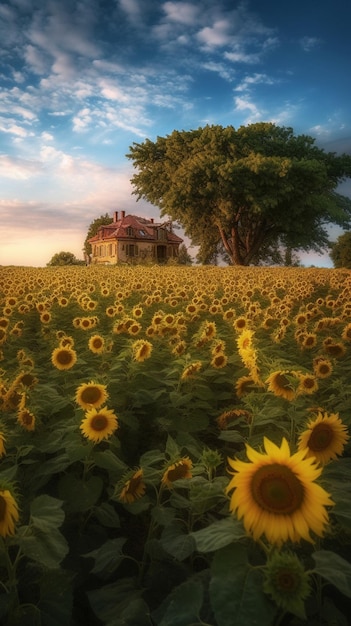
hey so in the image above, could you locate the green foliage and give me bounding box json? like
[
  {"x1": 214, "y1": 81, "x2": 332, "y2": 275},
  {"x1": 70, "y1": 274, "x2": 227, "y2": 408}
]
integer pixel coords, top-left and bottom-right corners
[
  {"x1": 127, "y1": 122, "x2": 351, "y2": 265},
  {"x1": 83, "y1": 213, "x2": 113, "y2": 259},
  {"x1": 330, "y1": 231, "x2": 351, "y2": 268},
  {"x1": 47, "y1": 250, "x2": 84, "y2": 266},
  {"x1": 178, "y1": 243, "x2": 193, "y2": 265}
]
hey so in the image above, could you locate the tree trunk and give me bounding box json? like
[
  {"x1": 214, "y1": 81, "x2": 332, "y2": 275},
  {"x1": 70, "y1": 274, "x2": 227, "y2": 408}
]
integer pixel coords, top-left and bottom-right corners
[{"x1": 217, "y1": 222, "x2": 246, "y2": 265}]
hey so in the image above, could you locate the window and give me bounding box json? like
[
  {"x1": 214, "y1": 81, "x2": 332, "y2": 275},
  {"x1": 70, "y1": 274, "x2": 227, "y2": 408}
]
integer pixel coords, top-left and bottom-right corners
[
  {"x1": 126, "y1": 226, "x2": 133, "y2": 237},
  {"x1": 157, "y1": 228, "x2": 166, "y2": 241},
  {"x1": 126, "y1": 244, "x2": 138, "y2": 257}
]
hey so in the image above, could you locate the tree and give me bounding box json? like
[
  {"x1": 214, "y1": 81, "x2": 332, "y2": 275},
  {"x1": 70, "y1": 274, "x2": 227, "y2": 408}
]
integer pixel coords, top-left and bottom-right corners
[
  {"x1": 178, "y1": 244, "x2": 193, "y2": 265},
  {"x1": 330, "y1": 232, "x2": 351, "y2": 268},
  {"x1": 127, "y1": 123, "x2": 351, "y2": 265},
  {"x1": 47, "y1": 251, "x2": 84, "y2": 266},
  {"x1": 83, "y1": 213, "x2": 113, "y2": 262}
]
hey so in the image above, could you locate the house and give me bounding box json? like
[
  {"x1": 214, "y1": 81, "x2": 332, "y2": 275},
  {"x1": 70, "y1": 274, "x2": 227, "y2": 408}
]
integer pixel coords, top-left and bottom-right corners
[{"x1": 88, "y1": 211, "x2": 183, "y2": 264}]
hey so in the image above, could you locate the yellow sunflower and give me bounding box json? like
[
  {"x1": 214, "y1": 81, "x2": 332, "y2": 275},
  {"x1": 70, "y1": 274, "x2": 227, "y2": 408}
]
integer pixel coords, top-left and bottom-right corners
[
  {"x1": 88, "y1": 334, "x2": 105, "y2": 354},
  {"x1": 235, "y1": 375, "x2": 257, "y2": 398},
  {"x1": 119, "y1": 469, "x2": 146, "y2": 503},
  {"x1": 132, "y1": 340, "x2": 153, "y2": 362},
  {"x1": 75, "y1": 382, "x2": 108, "y2": 409},
  {"x1": 323, "y1": 340, "x2": 346, "y2": 358},
  {"x1": 17, "y1": 408, "x2": 36, "y2": 431},
  {"x1": 181, "y1": 361, "x2": 202, "y2": 380},
  {"x1": 217, "y1": 409, "x2": 252, "y2": 429},
  {"x1": 51, "y1": 347, "x2": 77, "y2": 370},
  {"x1": 226, "y1": 437, "x2": 334, "y2": 545},
  {"x1": 0, "y1": 490, "x2": 19, "y2": 537},
  {"x1": 172, "y1": 340, "x2": 186, "y2": 356},
  {"x1": 312, "y1": 358, "x2": 333, "y2": 379},
  {"x1": 266, "y1": 370, "x2": 297, "y2": 401},
  {"x1": 80, "y1": 406, "x2": 118, "y2": 443},
  {"x1": 128, "y1": 321, "x2": 142, "y2": 336},
  {"x1": 161, "y1": 457, "x2": 193, "y2": 489},
  {"x1": 297, "y1": 412, "x2": 349, "y2": 465},
  {"x1": 210, "y1": 352, "x2": 228, "y2": 369},
  {"x1": 296, "y1": 373, "x2": 319, "y2": 396},
  {"x1": 12, "y1": 372, "x2": 38, "y2": 390},
  {"x1": 233, "y1": 317, "x2": 249, "y2": 332}
]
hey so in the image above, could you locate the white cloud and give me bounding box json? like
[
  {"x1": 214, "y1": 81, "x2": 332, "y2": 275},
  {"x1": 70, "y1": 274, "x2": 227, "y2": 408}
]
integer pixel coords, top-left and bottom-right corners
[
  {"x1": 234, "y1": 96, "x2": 262, "y2": 122},
  {"x1": 118, "y1": 0, "x2": 142, "y2": 24},
  {"x1": 202, "y1": 61, "x2": 235, "y2": 82},
  {"x1": 197, "y1": 20, "x2": 232, "y2": 47},
  {"x1": 41, "y1": 131, "x2": 54, "y2": 141},
  {"x1": 0, "y1": 155, "x2": 42, "y2": 179},
  {"x1": 0, "y1": 122, "x2": 30, "y2": 137},
  {"x1": 235, "y1": 72, "x2": 276, "y2": 91},
  {"x1": 300, "y1": 37, "x2": 322, "y2": 52},
  {"x1": 99, "y1": 80, "x2": 131, "y2": 103},
  {"x1": 163, "y1": 2, "x2": 200, "y2": 25},
  {"x1": 24, "y1": 44, "x2": 49, "y2": 75}
]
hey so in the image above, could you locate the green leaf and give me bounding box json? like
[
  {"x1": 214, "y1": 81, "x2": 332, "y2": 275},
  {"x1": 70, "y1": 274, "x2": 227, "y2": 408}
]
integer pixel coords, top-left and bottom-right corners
[
  {"x1": 218, "y1": 430, "x2": 245, "y2": 442},
  {"x1": 84, "y1": 538, "x2": 127, "y2": 578},
  {"x1": 88, "y1": 578, "x2": 143, "y2": 624},
  {"x1": 93, "y1": 449, "x2": 127, "y2": 477},
  {"x1": 111, "y1": 598, "x2": 152, "y2": 626},
  {"x1": 93, "y1": 502, "x2": 121, "y2": 528},
  {"x1": 151, "y1": 504, "x2": 176, "y2": 526},
  {"x1": 210, "y1": 543, "x2": 277, "y2": 626},
  {"x1": 188, "y1": 477, "x2": 227, "y2": 515},
  {"x1": 161, "y1": 522, "x2": 195, "y2": 560},
  {"x1": 312, "y1": 550, "x2": 351, "y2": 598},
  {"x1": 165, "y1": 434, "x2": 180, "y2": 458},
  {"x1": 58, "y1": 474, "x2": 103, "y2": 512},
  {"x1": 30, "y1": 495, "x2": 65, "y2": 531},
  {"x1": 153, "y1": 579, "x2": 204, "y2": 626},
  {"x1": 18, "y1": 527, "x2": 69, "y2": 569},
  {"x1": 191, "y1": 517, "x2": 246, "y2": 553},
  {"x1": 30, "y1": 454, "x2": 72, "y2": 488}
]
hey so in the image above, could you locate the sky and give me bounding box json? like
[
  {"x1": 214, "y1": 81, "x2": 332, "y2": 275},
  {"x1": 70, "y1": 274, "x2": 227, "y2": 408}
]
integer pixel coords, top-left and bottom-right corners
[{"x1": 0, "y1": 0, "x2": 350, "y2": 267}]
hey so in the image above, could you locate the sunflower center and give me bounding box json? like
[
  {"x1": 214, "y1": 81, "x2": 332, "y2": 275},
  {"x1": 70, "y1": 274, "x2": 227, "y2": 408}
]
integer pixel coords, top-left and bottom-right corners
[
  {"x1": 251, "y1": 464, "x2": 304, "y2": 514},
  {"x1": 127, "y1": 475, "x2": 142, "y2": 494},
  {"x1": 92, "y1": 339, "x2": 103, "y2": 348},
  {"x1": 0, "y1": 495, "x2": 6, "y2": 521},
  {"x1": 307, "y1": 424, "x2": 333, "y2": 451},
  {"x1": 91, "y1": 415, "x2": 108, "y2": 431},
  {"x1": 22, "y1": 411, "x2": 33, "y2": 425},
  {"x1": 275, "y1": 374, "x2": 291, "y2": 390},
  {"x1": 274, "y1": 569, "x2": 299, "y2": 593},
  {"x1": 81, "y1": 387, "x2": 102, "y2": 404},
  {"x1": 57, "y1": 350, "x2": 73, "y2": 364},
  {"x1": 167, "y1": 463, "x2": 189, "y2": 482},
  {"x1": 138, "y1": 344, "x2": 149, "y2": 358}
]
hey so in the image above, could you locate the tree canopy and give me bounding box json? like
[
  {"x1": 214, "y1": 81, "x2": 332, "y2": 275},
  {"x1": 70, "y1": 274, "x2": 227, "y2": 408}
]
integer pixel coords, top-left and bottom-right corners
[
  {"x1": 330, "y1": 232, "x2": 351, "y2": 268},
  {"x1": 127, "y1": 123, "x2": 351, "y2": 265},
  {"x1": 83, "y1": 213, "x2": 113, "y2": 261},
  {"x1": 47, "y1": 251, "x2": 84, "y2": 266}
]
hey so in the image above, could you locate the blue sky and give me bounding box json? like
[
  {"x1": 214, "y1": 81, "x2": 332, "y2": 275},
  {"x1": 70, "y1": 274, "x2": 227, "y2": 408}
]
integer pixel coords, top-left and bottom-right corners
[{"x1": 0, "y1": 0, "x2": 350, "y2": 266}]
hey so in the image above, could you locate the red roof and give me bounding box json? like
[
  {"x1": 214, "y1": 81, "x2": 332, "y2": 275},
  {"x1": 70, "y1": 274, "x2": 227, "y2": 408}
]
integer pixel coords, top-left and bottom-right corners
[{"x1": 88, "y1": 214, "x2": 183, "y2": 244}]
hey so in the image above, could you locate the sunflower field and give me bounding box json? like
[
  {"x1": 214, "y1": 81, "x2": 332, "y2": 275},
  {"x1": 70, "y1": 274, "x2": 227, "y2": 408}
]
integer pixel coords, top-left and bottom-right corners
[{"x1": 1, "y1": 264, "x2": 351, "y2": 626}]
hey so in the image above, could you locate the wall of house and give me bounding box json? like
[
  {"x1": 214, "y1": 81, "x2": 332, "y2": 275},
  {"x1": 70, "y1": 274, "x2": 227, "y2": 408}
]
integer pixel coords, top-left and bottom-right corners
[
  {"x1": 92, "y1": 240, "x2": 180, "y2": 264},
  {"x1": 92, "y1": 241, "x2": 118, "y2": 264}
]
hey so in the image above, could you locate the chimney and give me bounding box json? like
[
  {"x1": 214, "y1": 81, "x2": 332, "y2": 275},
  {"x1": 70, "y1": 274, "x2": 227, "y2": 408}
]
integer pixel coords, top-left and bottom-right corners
[
  {"x1": 121, "y1": 210, "x2": 125, "y2": 219},
  {"x1": 150, "y1": 218, "x2": 154, "y2": 224},
  {"x1": 113, "y1": 211, "x2": 118, "y2": 222}
]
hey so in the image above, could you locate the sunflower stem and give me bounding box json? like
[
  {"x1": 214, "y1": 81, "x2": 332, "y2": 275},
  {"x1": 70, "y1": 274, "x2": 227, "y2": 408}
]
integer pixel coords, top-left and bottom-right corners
[{"x1": 1, "y1": 539, "x2": 21, "y2": 619}]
